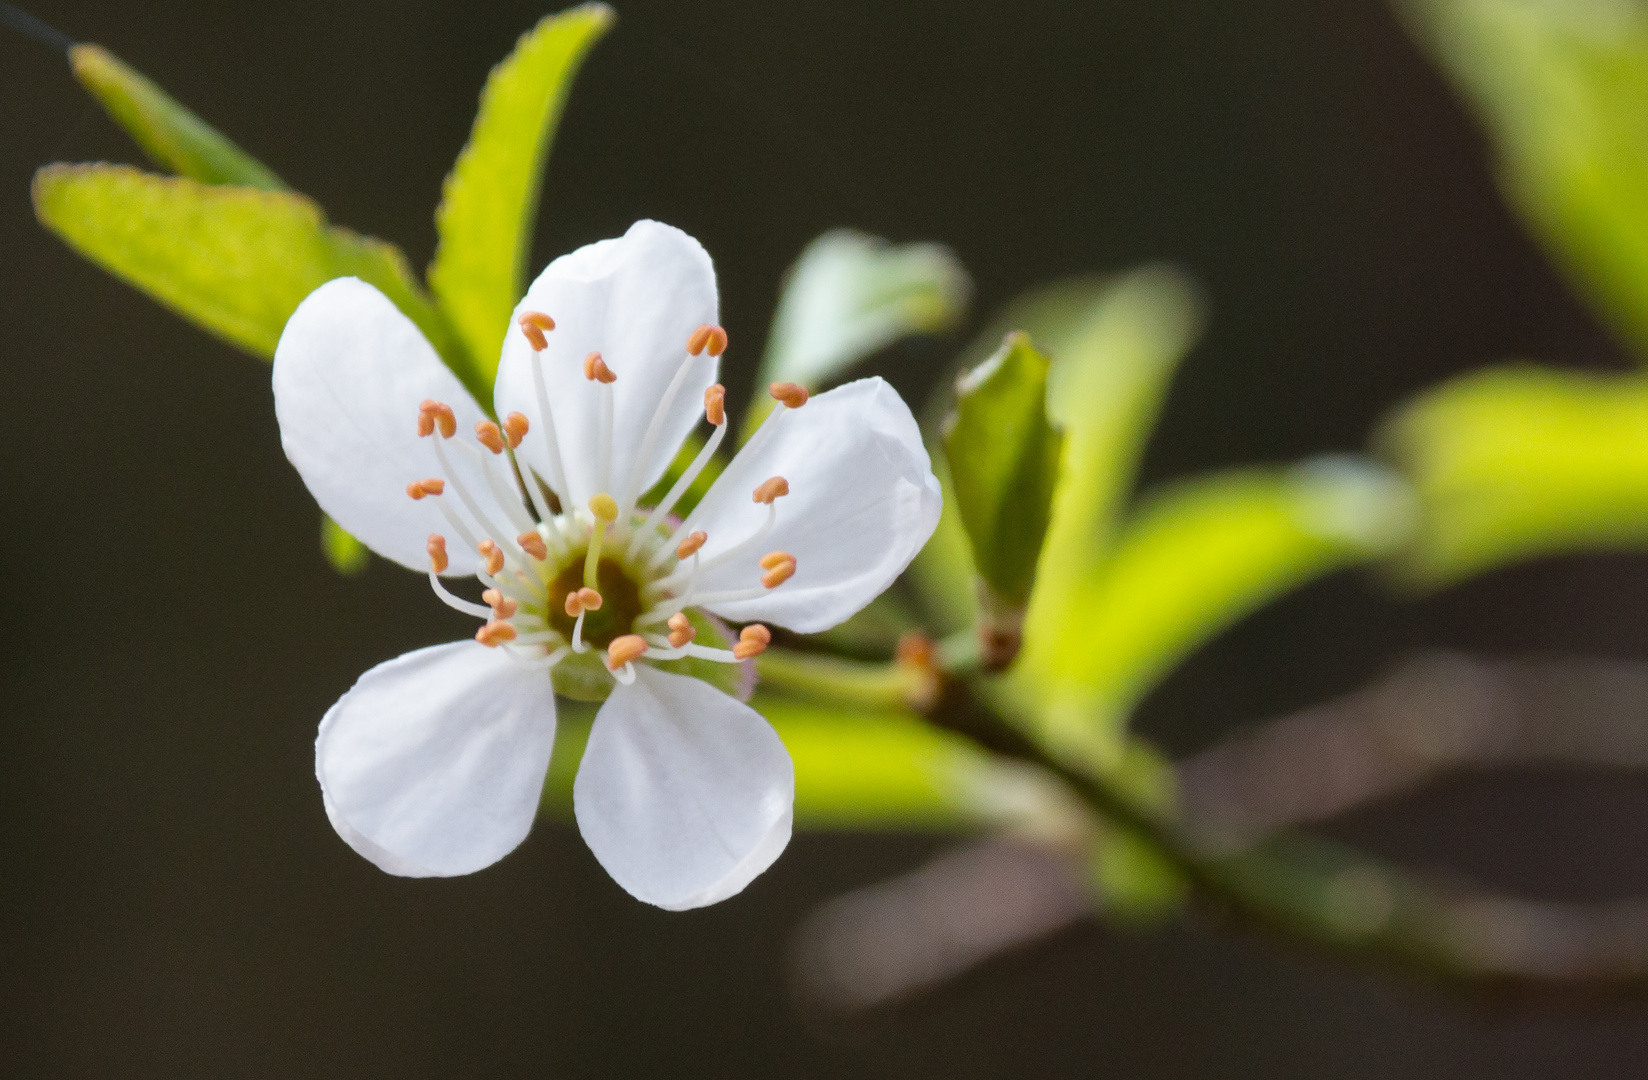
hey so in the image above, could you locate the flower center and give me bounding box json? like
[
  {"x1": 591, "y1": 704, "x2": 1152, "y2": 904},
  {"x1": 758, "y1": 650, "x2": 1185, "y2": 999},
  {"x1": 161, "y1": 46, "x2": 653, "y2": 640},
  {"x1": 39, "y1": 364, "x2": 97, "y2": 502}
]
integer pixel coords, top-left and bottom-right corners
[{"x1": 546, "y1": 554, "x2": 644, "y2": 650}]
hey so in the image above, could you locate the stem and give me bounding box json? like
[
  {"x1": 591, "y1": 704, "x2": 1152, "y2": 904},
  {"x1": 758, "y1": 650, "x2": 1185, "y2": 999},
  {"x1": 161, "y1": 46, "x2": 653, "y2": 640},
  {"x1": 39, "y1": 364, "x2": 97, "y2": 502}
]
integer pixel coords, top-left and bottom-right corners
[{"x1": 756, "y1": 648, "x2": 916, "y2": 710}]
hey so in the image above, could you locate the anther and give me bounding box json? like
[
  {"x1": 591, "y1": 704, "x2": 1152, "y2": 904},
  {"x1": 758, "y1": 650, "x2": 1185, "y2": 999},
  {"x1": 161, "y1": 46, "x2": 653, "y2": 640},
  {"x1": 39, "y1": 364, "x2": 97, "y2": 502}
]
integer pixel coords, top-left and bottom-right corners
[
  {"x1": 753, "y1": 476, "x2": 790, "y2": 504},
  {"x1": 703, "y1": 384, "x2": 726, "y2": 426},
  {"x1": 475, "y1": 420, "x2": 506, "y2": 454},
  {"x1": 606, "y1": 634, "x2": 648, "y2": 670},
  {"x1": 687, "y1": 324, "x2": 714, "y2": 356},
  {"x1": 589, "y1": 493, "x2": 618, "y2": 522},
  {"x1": 564, "y1": 587, "x2": 604, "y2": 617},
  {"x1": 769, "y1": 382, "x2": 809, "y2": 408},
  {"x1": 516, "y1": 530, "x2": 548, "y2": 560},
  {"x1": 478, "y1": 539, "x2": 505, "y2": 575},
  {"x1": 706, "y1": 326, "x2": 729, "y2": 357},
  {"x1": 503, "y1": 412, "x2": 530, "y2": 449},
  {"x1": 676, "y1": 530, "x2": 708, "y2": 559},
  {"x1": 519, "y1": 311, "x2": 555, "y2": 351},
  {"x1": 759, "y1": 550, "x2": 793, "y2": 570},
  {"x1": 406, "y1": 478, "x2": 445, "y2": 500},
  {"x1": 481, "y1": 588, "x2": 518, "y2": 619},
  {"x1": 761, "y1": 557, "x2": 796, "y2": 589},
  {"x1": 418, "y1": 400, "x2": 456, "y2": 439},
  {"x1": 666, "y1": 612, "x2": 696, "y2": 648},
  {"x1": 733, "y1": 623, "x2": 771, "y2": 660},
  {"x1": 476, "y1": 620, "x2": 518, "y2": 647},
  {"x1": 583, "y1": 352, "x2": 616, "y2": 383},
  {"x1": 427, "y1": 534, "x2": 449, "y2": 574}
]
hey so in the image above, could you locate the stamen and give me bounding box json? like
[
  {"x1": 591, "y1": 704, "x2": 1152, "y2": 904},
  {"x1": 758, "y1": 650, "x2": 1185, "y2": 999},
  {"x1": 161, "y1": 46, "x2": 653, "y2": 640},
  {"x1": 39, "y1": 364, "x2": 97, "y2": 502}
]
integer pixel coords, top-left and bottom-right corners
[
  {"x1": 753, "y1": 476, "x2": 790, "y2": 504},
  {"x1": 769, "y1": 381, "x2": 808, "y2": 408},
  {"x1": 571, "y1": 609, "x2": 589, "y2": 653},
  {"x1": 418, "y1": 400, "x2": 457, "y2": 439},
  {"x1": 475, "y1": 420, "x2": 506, "y2": 454},
  {"x1": 676, "y1": 531, "x2": 708, "y2": 559},
  {"x1": 528, "y1": 344, "x2": 573, "y2": 500},
  {"x1": 482, "y1": 588, "x2": 518, "y2": 619},
  {"x1": 519, "y1": 311, "x2": 555, "y2": 352},
  {"x1": 583, "y1": 352, "x2": 616, "y2": 383},
  {"x1": 666, "y1": 612, "x2": 695, "y2": 649},
  {"x1": 406, "y1": 478, "x2": 445, "y2": 500},
  {"x1": 503, "y1": 412, "x2": 530, "y2": 449},
  {"x1": 517, "y1": 530, "x2": 548, "y2": 561},
  {"x1": 620, "y1": 343, "x2": 716, "y2": 519},
  {"x1": 687, "y1": 324, "x2": 714, "y2": 356},
  {"x1": 476, "y1": 620, "x2": 518, "y2": 647},
  {"x1": 606, "y1": 634, "x2": 648, "y2": 670},
  {"x1": 706, "y1": 326, "x2": 729, "y2": 357},
  {"x1": 564, "y1": 587, "x2": 603, "y2": 617},
  {"x1": 427, "y1": 534, "x2": 449, "y2": 574},
  {"x1": 427, "y1": 569, "x2": 492, "y2": 618},
  {"x1": 627, "y1": 403, "x2": 727, "y2": 562},
  {"x1": 704, "y1": 384, "x2": 726, "y2": 426},
  {"x1": 478, "y1": 539, "x2": 505, "y2": 576},
  {"x1": 759, "y1": 550, "x2": 793, "y2": 570},
  {"x1": 761, "y1": 557, "x2": 796, "y2": 589},
  {"x1": 733, "y1": 624, "x2": 771, "y2": 660}
]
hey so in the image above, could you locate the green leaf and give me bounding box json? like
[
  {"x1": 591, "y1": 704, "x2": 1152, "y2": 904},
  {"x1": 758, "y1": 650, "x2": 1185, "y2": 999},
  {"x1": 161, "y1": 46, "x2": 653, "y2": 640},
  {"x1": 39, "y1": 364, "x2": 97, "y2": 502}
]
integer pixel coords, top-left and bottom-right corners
[
  {"x1": 1379, "y1": 363, "x2": 1648, "y2": 585},
  {"x1": 1004, "y1": 458, "x2": 1416, "y2": 759},
  {"x1": 33, "y1": 164, "x2": 479, "y2": 396},
  {"x1": 1398, "y1": 0, "x2": 1648, "y2": 360},
  {"x1": 943, "y1": 332, "x2": 1063, "y2": 607},
  {"x1": 742, "y1": 229, "x2": 972, "y2": 439},
  {"x1": 428, "y1": 4, "x2": 614, "y2": 380},
  {"x1": 320, "y1": 514, "x2": 370, "y2": 576},
  {"x1": 907, "y1": 453, "x2": 982, "y2": 636},
  {"x1": 69, "y1": 43, "x2": 287, "y2": 190}
]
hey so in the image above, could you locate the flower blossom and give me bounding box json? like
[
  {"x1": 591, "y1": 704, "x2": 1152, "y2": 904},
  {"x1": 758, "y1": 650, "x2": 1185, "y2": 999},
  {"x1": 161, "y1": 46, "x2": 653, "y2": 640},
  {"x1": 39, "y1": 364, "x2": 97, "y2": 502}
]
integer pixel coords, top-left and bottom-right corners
[{"x1": 272, "y1": 221, "x2": 942, "y2": 909}]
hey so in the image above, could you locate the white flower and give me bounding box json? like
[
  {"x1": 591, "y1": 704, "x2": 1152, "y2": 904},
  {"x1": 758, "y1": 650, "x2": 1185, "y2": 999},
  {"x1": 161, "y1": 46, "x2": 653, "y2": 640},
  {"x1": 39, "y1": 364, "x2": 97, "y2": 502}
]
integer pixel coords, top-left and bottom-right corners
[{"x1": 272, "y1": 220, "x2": 942, "y2": 909}]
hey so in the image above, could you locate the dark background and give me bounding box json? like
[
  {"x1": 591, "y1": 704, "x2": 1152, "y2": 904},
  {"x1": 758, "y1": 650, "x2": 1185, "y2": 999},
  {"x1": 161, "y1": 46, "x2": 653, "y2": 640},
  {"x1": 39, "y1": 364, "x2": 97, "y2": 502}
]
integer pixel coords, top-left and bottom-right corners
[{"x1": 6, "y1": 0, "x2": 1648, "y2": 1075}]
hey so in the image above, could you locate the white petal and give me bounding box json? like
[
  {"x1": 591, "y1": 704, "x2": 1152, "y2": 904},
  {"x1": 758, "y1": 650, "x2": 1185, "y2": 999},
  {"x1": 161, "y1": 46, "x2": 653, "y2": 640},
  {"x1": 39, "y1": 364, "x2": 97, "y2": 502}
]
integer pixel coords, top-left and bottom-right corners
[
  {"x1": 273, "y1": 277, "x2": 506, "y2": 576},
  {"x1": 573, "y1": 666, "x2": 794, "y2": 910},
  {"x1": 316, "y1": 641, "x2": 557, "y2": 877},
  {"x1": 685, "y1": 377, "x2": 942, "y2": 633},
  {"x1": 493, "y1": 221, "x2": 719, "y2": 509}
]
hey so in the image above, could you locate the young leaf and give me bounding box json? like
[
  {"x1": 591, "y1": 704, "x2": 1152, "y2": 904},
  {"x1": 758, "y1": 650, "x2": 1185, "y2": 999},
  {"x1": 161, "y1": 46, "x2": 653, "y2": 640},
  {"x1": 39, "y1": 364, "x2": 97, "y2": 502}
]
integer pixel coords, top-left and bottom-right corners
[
  {"x1": 69, "y1": 43, "x2": 288, "y2": 191},
  {"x1": 1379, "y1": 363, "x2": 1648, "y2": 586},
  {"x1": 942, "y1": 332, "x2": 1063, "y2": 608},
  {"x1": 1003, "y1": 458, "x2": 1416, "y2": 760},
  {"x1": 1398, "y1": 0, "x2": 1648, "y2": 360},
  {"x1": 743, "y1": 230, "x2": 972, "y2": 439},
  {"x1": 429, "y1": 3, "x2": 614, "y2": 379},
  {"x1": 33, "y1": 165, "x2": 479, "y2": 397},
  {"x1": 320, "y1": 514, "x2": 371, "y2": 576}
]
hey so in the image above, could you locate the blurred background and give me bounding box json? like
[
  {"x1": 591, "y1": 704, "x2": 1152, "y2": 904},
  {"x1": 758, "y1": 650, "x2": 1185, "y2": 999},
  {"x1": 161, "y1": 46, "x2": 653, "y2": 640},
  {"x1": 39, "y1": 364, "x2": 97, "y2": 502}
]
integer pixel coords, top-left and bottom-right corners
[{"x1": 6, "y1": 0, "x2": 1648, "y2": 1075}]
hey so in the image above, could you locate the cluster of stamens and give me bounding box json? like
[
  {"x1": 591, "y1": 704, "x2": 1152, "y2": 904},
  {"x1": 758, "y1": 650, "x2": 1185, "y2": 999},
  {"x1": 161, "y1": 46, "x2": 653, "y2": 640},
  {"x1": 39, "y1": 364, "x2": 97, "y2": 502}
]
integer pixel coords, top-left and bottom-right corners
[{"x1": 403, "y1": 312, "x2": 816, "y2": 689}]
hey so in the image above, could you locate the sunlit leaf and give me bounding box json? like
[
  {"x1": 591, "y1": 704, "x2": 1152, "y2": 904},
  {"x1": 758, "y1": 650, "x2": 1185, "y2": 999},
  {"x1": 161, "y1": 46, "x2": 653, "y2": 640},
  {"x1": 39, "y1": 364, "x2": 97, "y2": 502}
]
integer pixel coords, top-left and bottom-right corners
[
  {"x1": 1379, "y1": 363, "x2": 1648, "y2": 585},
  {"x1": 428, "y1": 4, "x2": 614, "y2": 379},
  {"x1": 943, "y1": 332, "x2": 1063, "y2": 608},
  {"x1": 1399, "y1": 0, "x2": 1648, "y2": 359},
  {"x1": 1005, "y1": 458, "x2": 1416, "y2": 759},
  {"x1": 33, "y1": 164, "x2": 479, "y2": 396},
  {"x1": 742, "y1": 230, "x2": 971, "y2": 439},
  {"x1": 69, "y1": 43, "x2": 287, "y2": 191},
  {"x1": 320, "y1": 514, "x2": 370, "y2": 576}
]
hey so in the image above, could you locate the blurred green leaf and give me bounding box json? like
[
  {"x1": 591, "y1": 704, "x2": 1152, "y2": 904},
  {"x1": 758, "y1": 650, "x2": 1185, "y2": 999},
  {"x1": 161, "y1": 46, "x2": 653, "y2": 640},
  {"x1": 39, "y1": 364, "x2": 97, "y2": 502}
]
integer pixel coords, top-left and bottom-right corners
[
  {"x1": 1007, "y1": 458, "x2": 1416, "y2": 758},
  {"x1": 1399, "y1": 0, "x2": 1648, "y2": 359},
  {"x1": 943, "y1": 332, "x2": 1063, "y2": 608},
  {"x1": 428, "y1": 4, "x2": 613, "y2": 380},
  {"x1": 320, "y1": 514, "x2": 370, "y2": 576},
  {"x1": 69, "y1": 43, "x2": 287, "y2": 191},
  {"x1": 1379, "y1": 363, "x2": 1648, "y2": 585},
  {"x1": 33, "y1": 164, "x2": 478, "y2": 395},
  {"x1": 908, "y1": 456, "x2": 982, "y2": 636},
  {"x1": 743, "y1": 230, "x2": 971, "y2": 439}
]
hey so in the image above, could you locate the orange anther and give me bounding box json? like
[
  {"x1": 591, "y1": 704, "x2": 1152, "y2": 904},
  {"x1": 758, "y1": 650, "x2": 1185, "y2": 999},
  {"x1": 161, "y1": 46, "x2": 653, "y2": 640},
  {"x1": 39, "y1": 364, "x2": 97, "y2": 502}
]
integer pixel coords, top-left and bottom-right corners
[
  {"x1": 761, "y1": 558, "x2": 796, "y2": 589},
  {"x1": 752, "y1": 476, "x2": 790, "y2": 504},
  {"x1": 583, "y1": 352, "x2": 616, "y2": 383},
  {"x1": 475, "y1": 420, "x2": 506, "y2": 454},
  {"x1": 419, "y1": 400, "x2": 456, "y2": 438},
  {"x1": 564, "y1": 591, "x2": 584, "y2": 617},
  {"x1": 704, "y1": 384, "x2": 726, "y2": 426},
  {"x1": 758, "y1": 550, "x2": 793, "y2": 570},
  {"x1": 478, "y1": 539, "x2": 504, "y2": 576},
  {"x1": 769, "y1": 382, "x2": 809, "y2": 408},
  {"x1": 516, "y1": 530, "x2": 548, "y2": 561},
  {"x1": 666, "y1": 611, "x2": 696, "y2": 649},
  {"x1": 427, "y1": 534, "x2": 449, "y2": 574},
  {"x1": 706, "y1": 326, "x2": 729, "y2": 357},
  {"x1": 405, "y1": 478, "x2": 444, "y2": 499},
  {"x1": 481, "y1": 588, "x2": 518, "y2": 619},
  {"x1": 577, "y1": 586, "x2": 603, "y2": 611},
  {"x1": 606, "y1": 634, "x2": 648, "y2": 670},
  {"x1": 676, "y1": 530, "x2": 708, "y2": 559},
  {"x1": 503, "y1": 412, "x2": 530, "y2": 449},
  {"x1": 476, "y1": 620, "x2": 519, "y2": 647},
  {"x1": 416, "y1": 407, "x2": 435, "y2": 438},
  {"x1": 687, "y1": 324, "x2": 714, "y2": 356},
  {"x1": 733, "y1": 623, "x2": 771, "y2": 660},
  {"x1": 519, "y1": 311, "x2": 555, "y2": 351}
]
